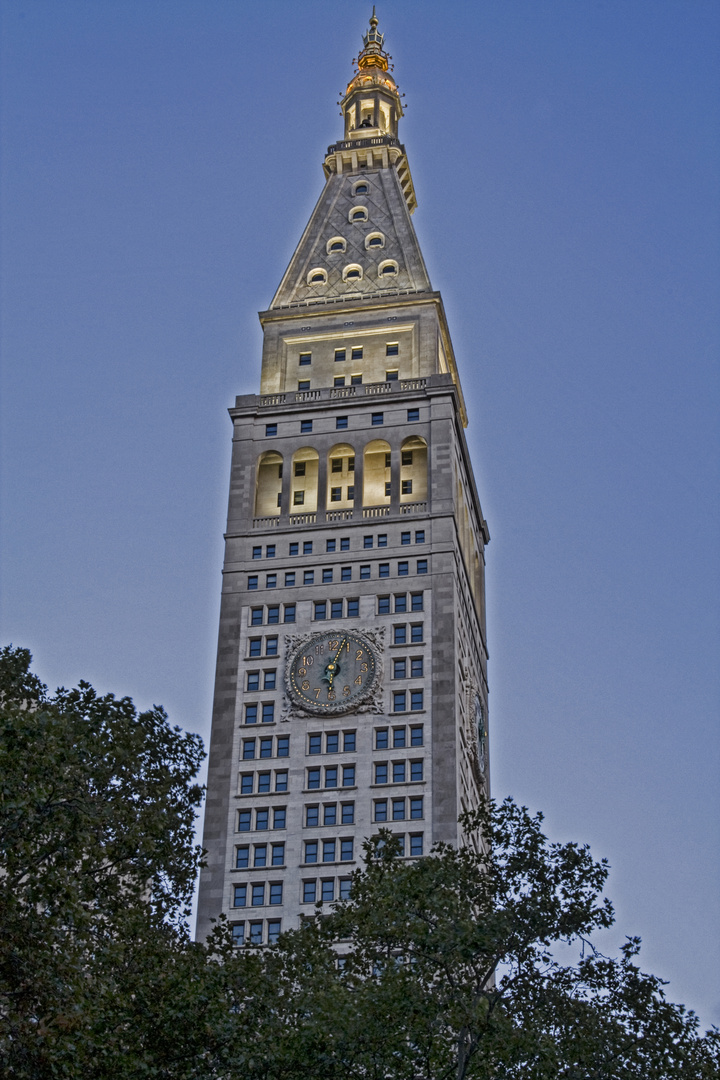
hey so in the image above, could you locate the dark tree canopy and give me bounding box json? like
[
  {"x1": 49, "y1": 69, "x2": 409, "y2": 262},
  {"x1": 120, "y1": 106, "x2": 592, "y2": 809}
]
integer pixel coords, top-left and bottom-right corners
[{"x1": 1, "y1": 645, "x2": 717, "y2": 1079}]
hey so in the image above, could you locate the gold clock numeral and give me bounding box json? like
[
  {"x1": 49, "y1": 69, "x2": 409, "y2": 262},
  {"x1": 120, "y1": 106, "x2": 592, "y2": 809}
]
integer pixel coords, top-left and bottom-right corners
[
  {"x1": 315, "y1": 644, "x2": 324, "y2": 654},
  {"x1": 314, "y1": 688, "x2": 321, "y2": 699},
  {"x1": 329, "y1": 639, "x2": 339, "y2": 650},
  {"x1": 301, "y1": 681, "x2": 310, "y2": 691},
  {"x1": 360, "y1": 663, "x2": 368, "y2": 672},
  {"x1": 303, "y1": 656, "x2": 314, "y2": 667},
  {"x1": 354, "y1": 675, "x2": 362, "y2": 685},
  {"x1": 342, "y1": 685, "x2": 350, "y2": 696},
  {"x1": 356, "y1": 649, "x2": 363, "y2": 661},
  {"x1": 328, "y1": 690, "x2": 336, "y2": 701},
  {"x1": 298, "y1": 667, "x2": 306, "y2": 677}
]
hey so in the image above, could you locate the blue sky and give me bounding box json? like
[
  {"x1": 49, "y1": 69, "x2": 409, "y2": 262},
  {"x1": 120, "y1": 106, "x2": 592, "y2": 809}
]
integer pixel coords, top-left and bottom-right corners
[{"x1": 1, "y1": 0, "x2": 718, "y2": 1026}]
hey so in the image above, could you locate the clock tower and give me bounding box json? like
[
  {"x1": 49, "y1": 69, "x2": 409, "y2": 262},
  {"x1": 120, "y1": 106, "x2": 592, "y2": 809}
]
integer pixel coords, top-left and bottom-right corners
[{"x1": 196, "y1": 13, "x2": 490, "y2": 946}]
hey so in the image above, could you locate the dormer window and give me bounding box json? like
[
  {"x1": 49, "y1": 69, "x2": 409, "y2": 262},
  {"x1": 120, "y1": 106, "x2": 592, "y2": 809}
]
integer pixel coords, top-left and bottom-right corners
[
  {"x1": 378, "y1": 259, "x2": 399, "y2": 279},
  {"x1": 353, "y1": 181, "x2": 369, "y2": 195},
  {"x1": 326, "y1": 236, "x2": 346, "y2": 255},
  {"x1": 365, "y1": 232, "x2": 385, "y2": 250},
  {"x1": 307, "y1": 268, "x2": 327, "y2": 285},
  {"x1": 343, "y1": 264, "x2": 363, "y2": 283},
  {"x1": 349, "y1": 206, "x2": 368, "y2": 223}
]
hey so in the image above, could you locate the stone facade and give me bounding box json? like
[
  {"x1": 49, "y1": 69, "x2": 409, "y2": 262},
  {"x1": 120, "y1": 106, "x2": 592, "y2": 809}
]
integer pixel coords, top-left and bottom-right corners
[{"x1": 196, "y1": 16, "x2": 490, "y2": 947}]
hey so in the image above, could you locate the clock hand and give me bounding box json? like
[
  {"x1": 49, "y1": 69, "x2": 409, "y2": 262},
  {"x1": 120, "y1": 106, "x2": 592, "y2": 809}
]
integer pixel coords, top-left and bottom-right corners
[{"x1": 323, "y1": 640, "x2": 346, "y2": 689}]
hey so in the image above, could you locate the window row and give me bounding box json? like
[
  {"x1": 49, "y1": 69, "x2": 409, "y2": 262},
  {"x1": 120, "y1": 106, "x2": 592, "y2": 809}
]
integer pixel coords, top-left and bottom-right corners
[
  {"x1": 392, "y1": 623, "x2": 425, "y2": 644},
  {"x1": 248, "y1": 635, "x2": 278, "y2": 657},
  {"x1": 305, "y1": 802, "x2": 355, "y2": 827},
  {"x1": 391, "y1": 690, "x2": 424, "y2": 712},
  {"x1": 263, "y1": 408, "x2": 420, "y2": 438},
  {"x1": 306, "y1": 765, "x2": 356, "y2": 790},
  {"x1": 302, "y1": 877, "x2": 352, "y2": 904},
  {"x1": 249, "y1": 604, "x2": 295, "y2": 625},
  {"x1": 375, "y1": 725, "x2": 424, "y2": 749},
  {"x1": 231, "y1": 919, "x2": 281, "y2": 946},
  {"x1": 374, "y1": 760, "x2": 424, "y2": 784},
  {"x1": 241, "y1": 736, "x2": 289, "y2": 758},
  {"x1": 243, "y1": 699, "x2": 275, "y2": 724},
  {"x1": 392, "y1": 657, "x2": 424, "y2": 678},
  {"x1": 235, "y1": 841, "x2": 285, "y2": 868},
  {"x1": 313, "y1": 598, "x2": 360, "y2": 620},
  {"x1": 246, "y1": 669, "x2": 277, "y2": 690},
  {"x1": 251, "y1": 533, "x2": 425, "y2": 559},
  {"x1": 378, "y1": 593, "x2": 424, "y2": 613},
  {"x1": 307, "y1": 261, "x2": 399, "y2": 285},
  {"x1": 304, "y1": 837, "x2": 354, "y2": 864},
  {"x1": 233, "y1": 881, "x2": 283, "y2": 908},
  {"x1": 308, "y1": 731, "x2": 356, "y2": 755},
  {"x1": 297, "y1": 369, "x2": 402, "y2": 391},
  {"x1": 374, "y1": 796, "x2": 424, "y2": 821},
  {"x1": 237, "y1": 807, "x2": 287, "y2": 832},
  {"x1": 239, "y1": 770, "x2": 288, "y2": 795},
  {"x1": 297, "y1": 342, "x2": 399, "y2": 363},
  {"x1": 253, "y1": 573, "x2": 427, "y2": 593}
]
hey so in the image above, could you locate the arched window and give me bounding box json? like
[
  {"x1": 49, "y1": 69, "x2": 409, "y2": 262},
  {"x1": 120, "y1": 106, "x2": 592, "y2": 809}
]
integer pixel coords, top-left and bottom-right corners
[
  {"x1": 363, "y1": 439, "x2": 392, "y2": 507},
  {"x1": 326, "y1": 444, "x2": 356, "y2": 509},
  {"x1": 349, "y1": 205, "x2": 368, "y2": 223},
  {"x1": 378, "y1": 259, "x2": 399, "y2": 279},
  {"x1": 291, "y1": 447, "x2": 319, "y2": 513},
  {"x1": 342, "y1": 264, "x2": 363, "y2": 282},
  {"x1": 307, "y1": 268, "x2": 327, "y2": 285},
  {"x1": 353, "y1": 181, "x2": 369, "y2": 195},
  {"x1": 326, "y1": 236, "x2": 347, "y2": 255},
  {"x1": 255, "y1": 451, "x2": 283, "y2": 517},
  {"x1": 365, "y1": 232, "x2": 385, "y2": 250},
  {"x1": 400, "y1": 436, "x2": 427, "y2": 503}
]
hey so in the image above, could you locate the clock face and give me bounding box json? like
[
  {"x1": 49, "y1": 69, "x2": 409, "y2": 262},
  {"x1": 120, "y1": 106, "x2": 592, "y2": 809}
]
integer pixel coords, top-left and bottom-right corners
[{"x1": 286, "y1": 629, "x2": 380, "y2": 715}]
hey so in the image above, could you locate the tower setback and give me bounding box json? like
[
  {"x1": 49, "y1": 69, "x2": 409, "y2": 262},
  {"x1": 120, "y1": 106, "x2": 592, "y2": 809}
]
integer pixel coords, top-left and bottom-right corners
[{"x1": 196, "y1": 14, "x2": 490, "y2": 946}]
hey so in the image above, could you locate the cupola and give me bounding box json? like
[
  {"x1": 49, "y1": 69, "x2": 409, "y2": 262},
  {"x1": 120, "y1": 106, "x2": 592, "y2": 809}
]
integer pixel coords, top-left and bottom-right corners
[{"x1": 341, "y1": 10, "x2": 402, "y2": 141}]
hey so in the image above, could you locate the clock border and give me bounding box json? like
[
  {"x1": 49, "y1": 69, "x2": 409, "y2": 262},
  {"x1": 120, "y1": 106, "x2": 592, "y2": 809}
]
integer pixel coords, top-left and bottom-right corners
[{"x1": 282, "y1": 625, "x2": 385, "y2": 719}]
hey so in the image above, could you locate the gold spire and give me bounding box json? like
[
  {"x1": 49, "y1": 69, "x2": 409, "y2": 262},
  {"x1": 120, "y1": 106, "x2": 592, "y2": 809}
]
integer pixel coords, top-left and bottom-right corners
[{"x1": 358, "y1": 8, "x2": 388, "y2": 71}]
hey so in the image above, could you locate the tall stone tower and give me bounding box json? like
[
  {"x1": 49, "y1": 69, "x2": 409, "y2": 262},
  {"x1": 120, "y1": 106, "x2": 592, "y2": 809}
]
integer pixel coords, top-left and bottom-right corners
[{"x1": 196, "y1": 13, "x2": 490, "y2": 946}]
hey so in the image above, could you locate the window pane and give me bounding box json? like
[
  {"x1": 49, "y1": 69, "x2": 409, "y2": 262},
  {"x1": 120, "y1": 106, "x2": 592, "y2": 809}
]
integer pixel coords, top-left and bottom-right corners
[
  {"x1": 303, "y1": 881, "x2": 317, "y2": 903},
  {"x1": 374, "y1": 800, "x2": 388, "y2": 821},
  {"x1": 392, "y1": 798, "x2": 405, "y2": 820},
  {"x1": 305, "y1": 841, "x2": 318, "y2": 863},
  {"x1": 393, "y1": 762, "x2": 406, "y2": 783},
  {"x1": 256, "y1": 809, "x2": 269, "y2": 830},
  {"x1": 322, "y1": 840, "x2": 336, "y2": 862},
  {"x1": 375, "y1": 728, "x2": 388, "y2": 749},
  {"x1": 323, "y1": 804, "x2": 337, "y2": 826},
  {"x1": 236, "y1": 846, "x2": 249, "y2": 868},
  {"x1": 306, "y1": 806, "x2": 319, "y2": 826},
  {"x1": 233, "y1": 885, "x2": 247, "y2": 907},
  {"x1": 251, "y1": 884, "x2": 265, "y2": 906},
  {"x1": 326, "y1": 733, "x2": 339, "y2": 753},
  {"x1": 343, "y1": 731, "x2": 356, "y2": 752},
  {"x1": 341, "y1": 802, "x2": 355, "y2": 824},
  {"x1": 254, "y1": 844, "x2": 267, "y2": 867},
  {"x1": 271, "y1": 843, "x2": 285, "y2": 865},
  {"x1": 309, "y1": 734, "x2": 322, "y2": 754}
]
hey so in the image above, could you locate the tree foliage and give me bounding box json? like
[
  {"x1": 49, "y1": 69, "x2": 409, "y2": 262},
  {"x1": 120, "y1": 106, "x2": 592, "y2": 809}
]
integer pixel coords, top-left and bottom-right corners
[{"x1": 1, "y1": 645, "x2": 717, "y2": 1079}]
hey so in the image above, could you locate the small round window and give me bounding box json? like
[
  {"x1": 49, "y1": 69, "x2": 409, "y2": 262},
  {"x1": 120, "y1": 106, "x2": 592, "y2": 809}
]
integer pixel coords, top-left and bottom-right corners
[
  {"x1": 343, "y1": 264, "x2": 363, "y2": 282},
  {"x1": 365, "y1": 232, "x2": 385, "y2": 250},
  {"x1": 326, "y1": 236, "x2": 346, "y2": 255},
  {"x1": 349, "y1": 205, "x2": 368, "y2": 223},
  {"x1": 307, "y1": 268, "x2": 328, "y2": 285}
]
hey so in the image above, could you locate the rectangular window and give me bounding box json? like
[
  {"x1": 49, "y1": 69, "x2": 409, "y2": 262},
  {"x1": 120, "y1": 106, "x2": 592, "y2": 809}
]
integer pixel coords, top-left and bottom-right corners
[
  {"x1": 360, "y1": 565, "x2": 371, "y2": 580},
  {"x1": 401, "y1": 480, "x2": 413, "y2": 496},
  {"x1": 252, "y1": 545, "x2": 262, "y2": 559},
  {"x1": 340, "y1": 538, "x2": 350, "y2": 551},
  {"x1": 384, "y1": 482, "x2": 392, "y2": 497},
  {"x1": 242, "y1": 739, "x2": 256, "y2": 760},
  {"x1": 303, "y1": 880, "x2": 317, "y2": 903},
  {"x1": 410, "y1": 797, "x2": 424, "y2": 819},
  {"x1": 331, "y1": 457, "x2": 343, "y2": 473},
  {"x1": 346, "y1": 598, "x2": 359, "y2": 617},
  {"x1": 379, "y1": 563, "x2": 390, "y2": 578},
  {"x1": 340, "y1": 839, "x2": 354, "y2": 861},
  {"x1": 351, "y1": 347, "x2": 363, "y2": 361},
  {"x1": 410, "y1": 623, "x2": 423, "y2": 643},
  {"x1": 266, "y1": 573, "x2": 277, "y2": 588},
  {"x1": 410, "y1": 659, "x2": 423, "y2": 678},
  {"x1": 375, "y1": 763, "x2": 388, "y2": 784},
  {"x1": 336, "y1": 416, "x2": 348, "y2": 430},
  {"x1": 269, "y1": 883, "x2": 283, "y2": 905},
  {"x1": 234, "y1": 885, "x2": 247, "y2": 907},
  {"x1": 292, "y1": 491, "x2": 305, "y2": 506},
  {"x1": 325, "y1": 767, "x2": 338, "y2": 788},
  {"x1": 392, "y1": 798, "x2": 406, "y2": 821},
  {"x1": 289, "y1": 542, "x2": 299, "y2": 556},
  {"x1": 415, "y1": 530, "x2": 425, "y2": 544},
  {"x1": 375, "y1": 728, "x2": 388, "y2": 749},
  {"x1": 238, "y1": 811, "x2": 252, "y2": 831},
  {"x1": 393, "y1": 625, "x2": 407, "y2": 645},
  {"x1": 304, "y1": 570, "x2": 315, "y2": 585},
  {"x1": 326, "y1": 539, "x2": 337, "y2": 553},
  {"x1": 341, "y1": 802, "x2": 355, "y2": 824},
  {"x1": 323, "y1": 804, "x2": 337, "y2": 826},
  {"x1": 393, "y1": 762, "x2": 406, "y2": 783},
  {"x1": 385, "y1": 452, "x2": 392, "y2": 468},
  {"x1": 276, "y1": 493, "x2": 282, "y2": 508},
  {"x1": 265, "y1": 423, "x2": 277, "y2": 436},
  {"x1": 411, "y1": 593, "x2": 423, "y2": 611},
  {"x1": 266, "y1": 636, "x2": 278, "y2": 656},
  {"x1": 232, "y1": 923, "x2": 245, "y2": 945},
  {"x1": 341, "y1": 566, "x2": 352, "y2": 582},
  {"x1": 396, "y1": 835, "x2": 406, "y2": 857},
  {"x1": 307, "y1": 768, "x2": 321, "y2": 790},
  {"x1": 378, "y1": 596, "x2": 390, "y2": 614},
  {"x1": 343, "y1": 731, "x2": 356, "y2": 752},
  {"x1": 363, "y1": 536, "x2": 373, "y2": 549},
  {"x1": 386, "y1": 370, "x2": 399, "y2": 381},
  {"x1": 298, "y1": 380, "x2": 310, "y2": 392},
  {"x1": 350, "y1": 374, "x2": 362, "y2": 385},
  {"x1": 339, "y1": 878, "x2": 352, "y2": 900},
  {"x1": 257, "y1": 772, "x2": 271, "y2": 793},
  {"x1": 386, "y1": 342, "x2": 399, "y2": 356},
  {"x1": 410, "y1": 761, "x2": 424, "y2": 782},
  {"x1": 410, "y1": 834, "x2": 423, "y2": 857},
  {"x1": 342, "y1": 765, "x2": 355, "y2": 787},
  {"x1": 251, "y1": 607, "x2": 263, "y2": 626},
  {"x1": 322, "y1": 840, "x2": 336, "y2": 863},
  {"x1": 303, "y1": 542, "x2": 313, "y2": 554},
  {"x1": 347, "y1": 485, "x2": 355, "y2": 501},
  {"x1": 334, "y1": 349, "x2": 346, "y2": 362},
  {"x1": 284, "y1": 604, "x2": 296, "y2": 623},
  {"x1": 371, "y1": 413, "x2": 384, "y2": 426},
  {"x1": 272, "y1": 843, "x2": 286, "y2": 866},
  {"x1": 417, "y1": 560, "x2": 428, "y2": 575},
  {"x1": 267, "y1": 919, "x2": 281, "y2": 943},
  {"x1": 394, "y1": 595, "x2": 407, "y2": 613},
  {"x1": 263, "y1": 669, "x2": 276, "y2": 688},
  {"x1": 333, "y1": 376, "x2": 345, "y2": 388},
  {"x1": 267, "y1": 605, "x2": 280, "y2": 624},
  {"x1": 330, "y1": 600, "x2": 343, "y2": 619},
  {"x1": 314, "y1": 601, "x2": 327, "y2": 620},
  {"x1": 299, "y1": 352, "x2": 311, "y2": 365},
  {"x1": 398, "y1": 561, "x2": 409, "y2": 576},
  {"x1": 377, "y1": 534, "x2": 387, "y2": 547},
  {"x1": 326, "y1": 732, "x2": 339, "y2": 754},
  {"x1": 322, "y1": 568, "x2": 333, "y2": 584},
  {"x1": 306, "y1": 805, "x2": 319, "y2": 827},
  {"x1": 330, "y1": 487, "x2": 342, "y2": 502},
  {"x1": 276, "y1": 736, "x2": 290, "y2": 757},
  {"x1": 249, "y1": 921, "x2": 263, "y2": 945},
  {"x1": 249, "y1": 637, "x2": 262, "y2": 657},
  {"x1": 240, "y1": 774, "x2": 253, "y2": 795},
  {"x1": 236, "y1": 846, "x2": 249, "y2": 868},
  {"x1": 308, "y1": 734, "x2": 322, "y2": 755},
  {"x1": 401, "y1": 532, "x2": 411, "y2": 545},
  {"x1": 410, "y1": 725, "x2": 424, "y2": 747},
  {"x1": 256, "y1": 809, "x2": 270, "y2": 830},
  {"x1": 261, "y1": 703, "x2": 275, "y2": 724},
  {"x1": 407, "y1": 408, "x2": 419, "y2": 422},
  {"x1": 375, "y1": 799, "x2": 388, "y2": 821},
  {"x1": 285, "y1": 572, "x2": 295, "y2": 587},
  {"x1": 401, "y1": 450, "x2": 413, "y2": 466},
  {"x1": 300, "y1": 420, "x2": 313, "y2": 433},
  {"x1": 248, "y1": 575, "x2": 258, "y2": 591},
  {"x1": 321, "y1": 879, "x2": 334, "y2": 903},
  {"x1": 393, "y1": 691, "x2": 407, "y2": 713},
  {"x1": 273, "y1": 807, "x2": 286, "y2": 829},
  {"x1": 294, "y1": 462, "x2": 306, "y2": 477},
  {"x1": 254, "y1": 844, "x2": 267, "y2": 867},
  {"x1": 410, "y1": 690, "x2": 424, "y2": 711},
  {"x1": 393, "y1": 727, "x2": 407, "y2": 748},
  {"x1": 275, "y1": 771, "x2": 288, "y2": 792},
  {"x1": 245, "y1": 704, "x2": 258, "y2": 725},
  {"x1": 393, "y1": 659, "x2": 407, "y2": 679}
]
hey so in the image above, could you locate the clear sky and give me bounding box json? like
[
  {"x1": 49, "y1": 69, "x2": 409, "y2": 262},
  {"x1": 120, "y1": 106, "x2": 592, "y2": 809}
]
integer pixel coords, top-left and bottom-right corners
[{"x1": 1, "y1": 0, "x2": 718, "y2": 1027}]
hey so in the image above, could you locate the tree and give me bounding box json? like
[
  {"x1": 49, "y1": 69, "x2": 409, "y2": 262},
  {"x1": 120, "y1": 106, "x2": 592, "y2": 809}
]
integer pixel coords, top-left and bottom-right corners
[{"x1": 0, "y1": 645, "x2": 205, "y2": 1077}]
